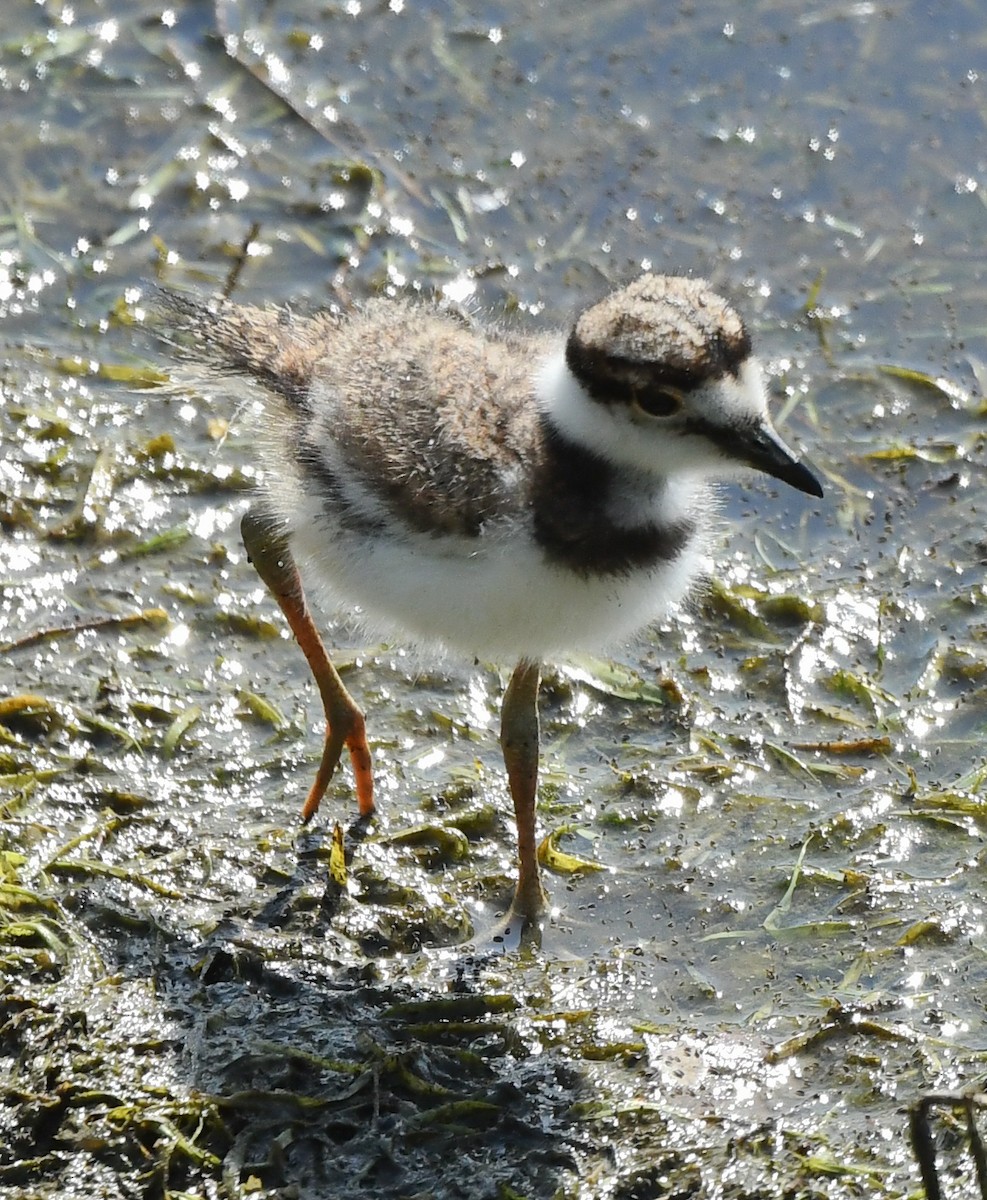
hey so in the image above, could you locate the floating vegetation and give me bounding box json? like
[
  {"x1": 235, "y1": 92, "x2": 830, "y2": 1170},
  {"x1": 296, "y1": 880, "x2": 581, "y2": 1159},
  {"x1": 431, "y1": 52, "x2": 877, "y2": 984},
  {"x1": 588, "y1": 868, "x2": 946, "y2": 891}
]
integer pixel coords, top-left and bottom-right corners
[
  {"x1": 161, "y1": 704, "x2": 203, "y2": 758},
  {"x1": 564, "y1": 654, "x2": 681, "y2": 706},
  {"x1": 236, "y1": 687, "x2": 288, "y2": 729},
  {"x1": 876, "y1": 363, "x2": 972, "y2": 408},
  {"x1": 537, "y1": 825, "x2": 606, "y2": 875},
  {"x1": 328, "y1": 821, "x2": 347, "y2": 887},
  {"x1": 0, "y1": 608, "x2": 169, "y2": 656},
  {"x1": 51, "y1": 356, "x2": 169, "y2": 388},
  {"x1": 46, "y1": 444, "x2": 117, "y2": 540},
  {"x1": 383, "y1": 823, "x2": 471, "y2": 866}
]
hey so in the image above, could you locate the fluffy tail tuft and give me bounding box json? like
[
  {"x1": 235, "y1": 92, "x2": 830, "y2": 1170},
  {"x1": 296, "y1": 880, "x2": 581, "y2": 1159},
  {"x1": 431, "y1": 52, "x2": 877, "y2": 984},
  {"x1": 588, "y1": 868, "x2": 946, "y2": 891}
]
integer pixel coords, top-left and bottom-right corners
[{"x1": 157, "y1": 291, "x2": 341, "y2": 411}]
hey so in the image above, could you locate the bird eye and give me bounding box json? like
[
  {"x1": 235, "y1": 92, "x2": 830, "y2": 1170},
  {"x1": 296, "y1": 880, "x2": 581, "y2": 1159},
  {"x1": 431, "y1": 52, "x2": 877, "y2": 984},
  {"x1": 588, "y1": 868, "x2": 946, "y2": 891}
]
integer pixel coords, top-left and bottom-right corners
[{"x1": 633, "y1": 386, "x2": 683, "y2": 418}]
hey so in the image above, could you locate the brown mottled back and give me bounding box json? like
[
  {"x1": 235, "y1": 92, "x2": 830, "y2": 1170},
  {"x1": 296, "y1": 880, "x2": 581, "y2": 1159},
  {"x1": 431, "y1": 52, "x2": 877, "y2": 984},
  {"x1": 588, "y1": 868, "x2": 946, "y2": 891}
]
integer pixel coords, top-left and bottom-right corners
[{"x1": 303, "y1": 300, "x2": 553, "y2": 537}]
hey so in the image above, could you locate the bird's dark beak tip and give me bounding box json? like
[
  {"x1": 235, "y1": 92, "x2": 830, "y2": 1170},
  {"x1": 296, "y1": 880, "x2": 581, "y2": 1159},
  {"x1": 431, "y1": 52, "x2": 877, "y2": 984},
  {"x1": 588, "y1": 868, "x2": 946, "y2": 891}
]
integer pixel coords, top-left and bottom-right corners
[
  {"x1": 790, "y1": 461, "x2": 824, "y2": 500},
  {"x1": 752, "y1": 424, "x2": 823, "y2": 500}
]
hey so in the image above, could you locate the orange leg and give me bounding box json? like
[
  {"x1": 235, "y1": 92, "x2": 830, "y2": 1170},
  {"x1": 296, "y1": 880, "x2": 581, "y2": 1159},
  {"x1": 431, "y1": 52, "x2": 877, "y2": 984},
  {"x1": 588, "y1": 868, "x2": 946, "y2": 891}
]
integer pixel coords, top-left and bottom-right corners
[
  {"x1": 500, "y1": 658, "x2": 547, "y2": 919},
  {"x1": 241, "y1": 506, "x2": 374, "y2": 822}
]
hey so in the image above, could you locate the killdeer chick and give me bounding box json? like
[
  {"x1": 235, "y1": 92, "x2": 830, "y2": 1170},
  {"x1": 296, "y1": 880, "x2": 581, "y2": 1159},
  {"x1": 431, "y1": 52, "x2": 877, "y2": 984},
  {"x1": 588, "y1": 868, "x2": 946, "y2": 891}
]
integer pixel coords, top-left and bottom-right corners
[{"x1": 167, "y1": 274, "x2": 822, "y2": 924}]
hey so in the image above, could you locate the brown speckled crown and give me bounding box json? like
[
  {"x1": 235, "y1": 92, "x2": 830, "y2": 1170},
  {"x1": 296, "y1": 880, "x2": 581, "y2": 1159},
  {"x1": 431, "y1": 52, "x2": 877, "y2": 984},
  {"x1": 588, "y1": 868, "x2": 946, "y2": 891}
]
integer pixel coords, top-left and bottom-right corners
[{"x1": 565, "y1": 274, "x2": 752, "y2": 401}]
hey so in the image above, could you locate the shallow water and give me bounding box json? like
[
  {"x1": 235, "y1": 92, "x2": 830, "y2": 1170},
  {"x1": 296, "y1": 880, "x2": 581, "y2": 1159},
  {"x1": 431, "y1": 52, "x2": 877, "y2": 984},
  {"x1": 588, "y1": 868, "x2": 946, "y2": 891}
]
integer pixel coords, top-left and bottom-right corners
[{"x1": 2, "y1": 1, "x2": 986, "y2": 1197}]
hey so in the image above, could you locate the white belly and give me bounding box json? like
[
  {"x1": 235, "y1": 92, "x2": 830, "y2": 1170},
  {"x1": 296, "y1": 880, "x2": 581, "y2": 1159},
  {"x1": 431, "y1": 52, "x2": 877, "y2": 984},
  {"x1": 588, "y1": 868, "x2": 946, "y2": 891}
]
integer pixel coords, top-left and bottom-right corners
[{"x1": 284, "y1": 492, "x2": 709, "y2": 663}]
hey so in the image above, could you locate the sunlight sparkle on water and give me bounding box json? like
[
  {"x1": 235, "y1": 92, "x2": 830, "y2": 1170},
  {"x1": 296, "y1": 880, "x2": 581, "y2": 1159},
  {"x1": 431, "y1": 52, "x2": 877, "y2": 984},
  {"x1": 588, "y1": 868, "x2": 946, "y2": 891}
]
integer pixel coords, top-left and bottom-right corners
[
  {"x1": 388, "y1": 214, "x2": 415, "y2": 238},
  {"x1": 940, "y1": 1021, "x2": 969, "y2": 1038},
  {"x1": 190, "y1": 506, "x2": 237, "y2": 540},
  {"x1": 658, "y1": 788, "x2": 686, "y2": 817},
  {"x1": 822, "y1": 587, "x2": 881, "y2": 658},
  {"x1": 210, "y1": 92, "x2": 237, "y2": 120},
  {"x1": 705, "y1": 666, "x2": 741, "y2": 695},
  {"x1": 264, "y1": 53, "x2": 290, "y2": 87},
  {"x1": 465, "y1": 675, "x2": 493, "y2": 730},
  {"x1": 644, "y1": 1030, "x2": 800, "y2": 1112},
  {"x1": 416, "y1": 747, "x2": 446, "y2": 772},
  {"x1": 167, "y1": 623, "x2": 191, "y2": 649},
  {"x1": 0, "y1": 541, "x2": 41, "y2": 573},
  {"x1": 218, "y1": 658, "x2": 244, "y2": 682},
  {"x1": 441, "y1": 275, "x2": 476, "y2": 305},
  {"x1": 872, "y1": 819, "x2": 918, "y2": 865},
  {"x1": 905, "y1": 705, "x2": 948, "y2": 740}
]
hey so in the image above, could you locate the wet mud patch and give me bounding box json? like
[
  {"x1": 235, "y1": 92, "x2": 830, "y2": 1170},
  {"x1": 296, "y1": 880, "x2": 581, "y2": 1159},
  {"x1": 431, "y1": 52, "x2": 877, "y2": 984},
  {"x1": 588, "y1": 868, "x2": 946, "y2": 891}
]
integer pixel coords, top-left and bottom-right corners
[{"x1": 1, "y1": 878, "x2": 582, "y2": 1199}]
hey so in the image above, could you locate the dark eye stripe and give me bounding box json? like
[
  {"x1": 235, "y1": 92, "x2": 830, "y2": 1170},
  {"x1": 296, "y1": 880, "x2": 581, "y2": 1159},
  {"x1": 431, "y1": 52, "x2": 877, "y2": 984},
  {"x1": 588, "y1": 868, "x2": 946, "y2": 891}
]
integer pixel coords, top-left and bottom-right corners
[{"x1": 679, "y1": 414, "x2": 757, "y2": 452}]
